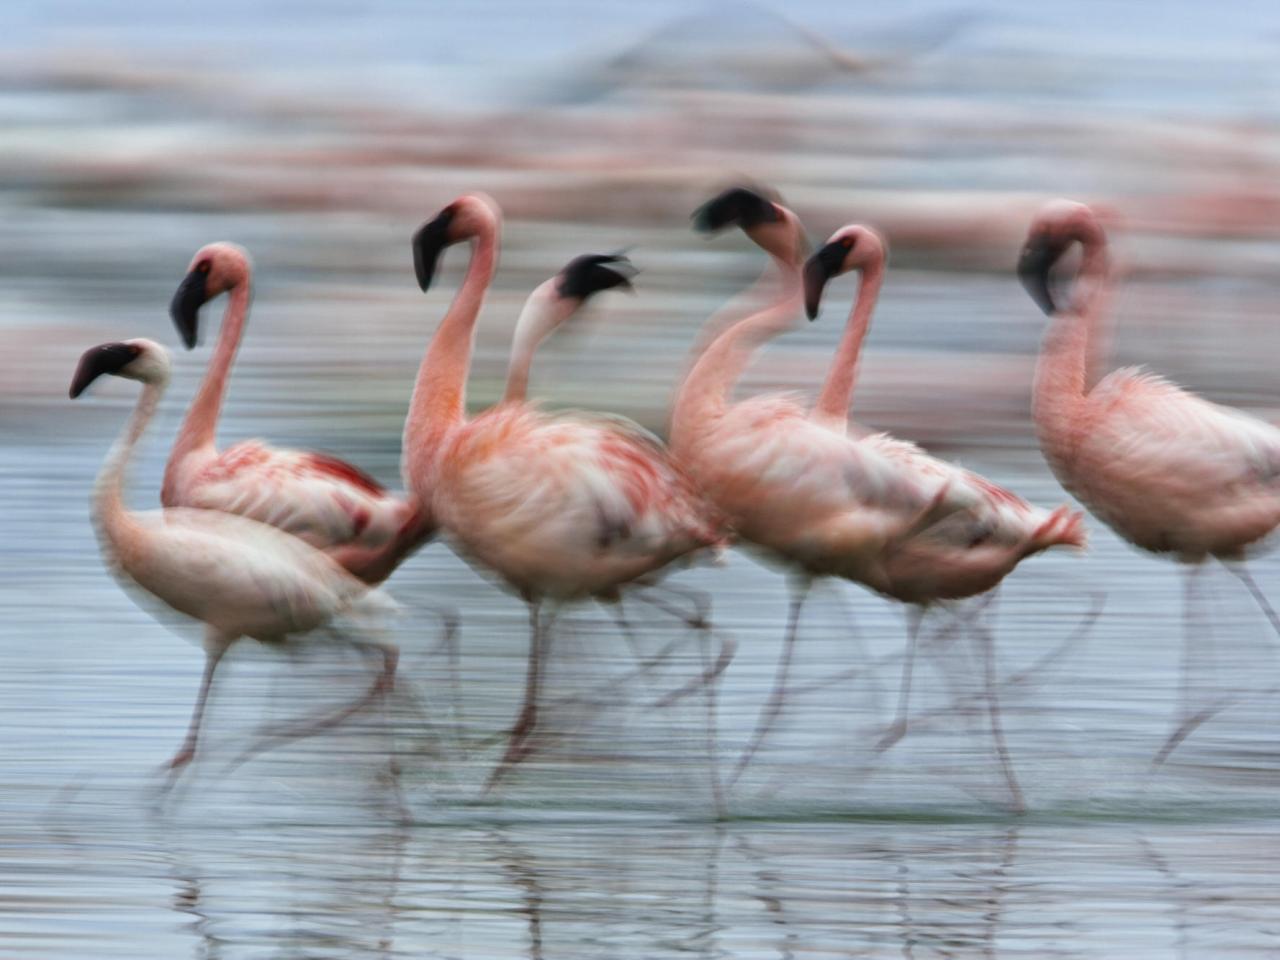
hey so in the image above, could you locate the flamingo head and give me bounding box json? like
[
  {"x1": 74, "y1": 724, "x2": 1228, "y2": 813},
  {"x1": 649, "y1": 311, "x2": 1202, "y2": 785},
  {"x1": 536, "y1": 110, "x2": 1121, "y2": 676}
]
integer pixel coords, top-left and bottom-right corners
[
  {"x1": 70, "y1": 338, "x2": 171, "y2": 398},
  {"x1": 692, "y1": 185, "x2": 808, "y2": 266},
  {"x1": 513, "y1": 253, "x2": 638, "y2": 352},
  {"x1": 1017, "y1": 200, "x2": 1104, "y2": 316},
  {"x1": 803, "y1": 224, "x2": 888, "y2": 320},
  {"x1": 169, "y1": 242, "x2": 252, "y2": 349},
  {"x1": 411, "y1": 193, "x2": 501, "y2": 292},
  {"x1": 555, "y1": 252, "x2": 637, "y2": 302}
]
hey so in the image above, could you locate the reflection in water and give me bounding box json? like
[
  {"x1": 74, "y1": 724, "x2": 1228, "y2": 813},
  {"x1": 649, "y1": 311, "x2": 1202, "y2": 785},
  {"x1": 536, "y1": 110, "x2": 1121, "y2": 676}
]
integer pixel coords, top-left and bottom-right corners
[
  {"x1": 160, "y1": 825, "x2": 410, "y2": 960},
  {"x1": 489, "y1": 832, "x2": 546, "y2": 960}
]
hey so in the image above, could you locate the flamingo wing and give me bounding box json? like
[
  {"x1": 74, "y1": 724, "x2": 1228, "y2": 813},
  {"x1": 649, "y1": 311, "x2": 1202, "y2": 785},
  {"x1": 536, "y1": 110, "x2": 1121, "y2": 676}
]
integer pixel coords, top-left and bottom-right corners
[
  {"x1": 123, "y1": 508, "x2": 375, "y2": 638},
  {"x1": 863, "y1": 433, "x2": 1060, "y2": 548},
  {"x1": 181, "y1": 441, "x2": 406, "y2": 551},
  {"x1": 1073, "y1": 369, "x2": 1280, "y2": 550},
  {"x1": 437, "y1": 407, "x2": 718, "y2": 597}
]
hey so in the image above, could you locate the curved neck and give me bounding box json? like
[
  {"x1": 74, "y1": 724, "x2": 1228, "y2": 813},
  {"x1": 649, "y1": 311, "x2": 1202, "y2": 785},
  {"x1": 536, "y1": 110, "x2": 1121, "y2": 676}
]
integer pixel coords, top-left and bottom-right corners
[
  {"x1": 96, "y1": 376, "x2": 166, "y2": 542},
  {"x1": 502, "y1": 282, "x2": 571, "y2": 405},
  {"x1": 671, "y1": 252, "x2": 802, "y2": 443},
  {"x1": 1033, "y1": 235, "x2": 1112, "y2": 464},
  {"x1": 170, "y1": 282, "x2": 251, "y2": 462},
  {"x1": 402, "y1": 222, "x2": 499, "y2": 477},
  {"x1": 812, "y1": 259, "x2": 883, "y2": 429}
]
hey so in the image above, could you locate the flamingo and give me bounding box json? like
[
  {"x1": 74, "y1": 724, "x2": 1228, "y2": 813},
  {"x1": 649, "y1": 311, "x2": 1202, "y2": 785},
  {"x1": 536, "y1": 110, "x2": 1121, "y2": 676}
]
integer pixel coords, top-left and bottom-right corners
[
  {"x1": 164, "y1": 243, "x2": 430, "y2": 584},
  {"x1": 1018, "y1": 199, "x2": 1280, "y2": 766},
  {"x1": 403, "y1": 194, "x2": 728, "y2": 794},
  {"x1": 799, "y1": 220, "x2": 1087, "y2": 803},
  {"x1": 671, "y1": 187, "x2": 1040, "y2": 807},
  {"x1": 69, "y1": 338, "x2": 400, "y2": 785}
]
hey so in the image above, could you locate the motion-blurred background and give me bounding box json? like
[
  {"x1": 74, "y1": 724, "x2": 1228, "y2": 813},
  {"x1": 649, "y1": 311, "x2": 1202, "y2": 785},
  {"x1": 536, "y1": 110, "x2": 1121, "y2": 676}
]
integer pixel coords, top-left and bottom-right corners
[{"x1": 4, "y1": 3, "x2": 1280, "y2": 958}]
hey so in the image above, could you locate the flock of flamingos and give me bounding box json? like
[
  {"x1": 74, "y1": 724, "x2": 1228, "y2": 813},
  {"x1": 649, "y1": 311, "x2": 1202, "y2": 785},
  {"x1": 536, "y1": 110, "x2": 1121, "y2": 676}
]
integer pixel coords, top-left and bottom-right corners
[{"x1": 68, "y1": 185, "x2": 1280, "y2": 816}]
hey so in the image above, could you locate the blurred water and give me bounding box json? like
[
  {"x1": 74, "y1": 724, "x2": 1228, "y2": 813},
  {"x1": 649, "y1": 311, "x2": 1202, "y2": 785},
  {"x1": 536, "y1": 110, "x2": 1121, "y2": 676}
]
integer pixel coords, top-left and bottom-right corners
[{"x1": 5, "y1": 2, "x2": 1280, "y2": 957}]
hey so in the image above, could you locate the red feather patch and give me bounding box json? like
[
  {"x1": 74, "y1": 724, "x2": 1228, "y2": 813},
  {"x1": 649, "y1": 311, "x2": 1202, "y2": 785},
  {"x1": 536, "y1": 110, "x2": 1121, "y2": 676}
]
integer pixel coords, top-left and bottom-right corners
[{"x1": 300, "y1": 452, "x2": 387, "y2": 496}]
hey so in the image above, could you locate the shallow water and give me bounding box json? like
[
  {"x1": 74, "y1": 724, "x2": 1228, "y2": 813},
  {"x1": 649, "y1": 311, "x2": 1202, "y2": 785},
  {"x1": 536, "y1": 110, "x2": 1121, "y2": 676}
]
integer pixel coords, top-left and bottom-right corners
[
  {"x1": 7, "y1": 398, "x2": 1280, "y2": 958},
  {"x1": 6, "y1": 5, "x2": 1280, "y2": 956}
]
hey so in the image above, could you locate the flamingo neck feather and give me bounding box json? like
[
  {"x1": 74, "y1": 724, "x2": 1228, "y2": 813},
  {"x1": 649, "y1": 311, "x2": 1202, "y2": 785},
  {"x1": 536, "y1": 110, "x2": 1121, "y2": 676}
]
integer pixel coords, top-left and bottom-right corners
[
  {"x1": 812, "y1": 259, "x2": 883, "y2": 429},
  {"x1": 168, "y1": 281, "x2": 251, "y2": 471},
  {"x1": 402, "y1": 223, "x2": 498, "y2": 482},
  {"x1": 671, "y1": 254, "x2": 801, "y2": 445},
  {"x1": 96, "y1": 376, "x2": 165, "y2": 547},
  {"x1": 1034, "y1": 235, "x2": 1111, "y2": 472},
  {"x1": 502, "y1": 282, "x2": 569, "y2": 405}
]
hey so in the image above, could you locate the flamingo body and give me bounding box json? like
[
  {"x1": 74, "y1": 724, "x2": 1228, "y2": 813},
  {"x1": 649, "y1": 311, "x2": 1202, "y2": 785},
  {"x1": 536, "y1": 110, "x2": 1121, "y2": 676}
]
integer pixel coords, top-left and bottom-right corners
[
  {"x1": 681, "y1": 394, "x2": 938, "y2": 587},
  {"x1": 863, "y1": 432, "x2": 1084, "y2": 603},
  {"x1": 106, "y1": 504, "x2": 385, "y2": 643},
  {"x1": 164, "y1": 439, "x2": 421, "y2": 556},
  {"x1": 1038, "y1": 367, "x2": 1280, "y2": 559},
  {"x1": 436, "y1": 403, "x2": 722, "y2": 602}
]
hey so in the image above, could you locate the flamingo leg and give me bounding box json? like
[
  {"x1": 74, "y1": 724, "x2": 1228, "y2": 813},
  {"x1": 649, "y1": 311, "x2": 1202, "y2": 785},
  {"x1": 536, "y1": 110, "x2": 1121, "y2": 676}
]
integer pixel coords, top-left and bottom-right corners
[
  {"x1": 167, "y1": 632, "x2": 234, "y2": 772},
  {"x1": 611, "y1": 602, "x2": 659, "y2": 672},
  {"x1": 633, "y1": 582, "x2": 711, "y2": 630},
  {"x1": 229, "y1": 637, "x2": 399, "y2": 771},
  {"x1": 698, "y1": 620, "x2": 727, "y2": 818},
  {"x1": 486, "y1": 602, "x2": 550, "y2": 791},
  {"x1": 875, "y1": 606, "x2": 927, "y2": 753},
  {"x1": 971, "y1": 615, "x2": 1026, "y2": 813},
  {"x1": 729, "y1": 576, "x2": 811, "y2": 787},
  {"x1": 1224, "y1": 560, "x2": 1280, "y2": 646},
  {"x1": 425, "y1": 605, "x2": 465, "y2": 746},
  {"x1": 1152, "y1": 563, "x2": 1218, "y2": 770},
  {"x1": 628, "y1": 588, "x2": 736, "y2": 714}
]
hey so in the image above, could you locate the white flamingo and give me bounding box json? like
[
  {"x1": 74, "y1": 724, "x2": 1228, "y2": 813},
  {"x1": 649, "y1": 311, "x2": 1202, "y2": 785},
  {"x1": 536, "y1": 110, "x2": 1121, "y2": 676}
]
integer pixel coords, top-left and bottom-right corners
[{"x1": 71, "y1": 338, "x2": 399, "y2": 784}]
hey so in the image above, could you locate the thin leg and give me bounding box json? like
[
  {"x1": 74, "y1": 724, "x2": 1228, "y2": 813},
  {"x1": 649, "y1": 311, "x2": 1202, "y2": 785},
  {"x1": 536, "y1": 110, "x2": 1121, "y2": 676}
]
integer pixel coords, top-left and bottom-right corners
[
  {"x1": 699, "y1": 621, "x2": 726, "y2": 818},
  {"x1": 1152, "y1": 564, "x2": 1207, "y2": 770},
  {"x1": 168, "y1": 636, "x2": 231, "y2": 770},
  {"x1": 611, "y1": 602, "x2": 655, "y2": 671},
  {"x1": 633, "y1": 584, "x2": 710, "y2": 631},
  {"x1": 876, "y1": 605, "x2": 926, "y2": 753},
  {"x1": 626, "y1": 589, "x2": 736, "y2": 709},
  {"x1": 632, "y1": 577, "x2": 712, "y2": 627},
  {"x1": 973, "y1": 617, "x2": 1025, "y2": 813},
  {"x1": 609, "y1": 601, "x2": 672, "y2": 711},
  {"x1": 1224, "y1": 560, "x2": 1280, "y2": 646},
  {"x1": 429, "y1": 606, "x2": 465, "y2": 745},
  {"x1": 486, "y1": 602, "x2": 548, "y2": 792},
  {"x1": 375, "y1": 671, "x2": 410, "y2": 825},
  {"x1": 229, "y1": 639, "x2": 398, "y2": 770},
  {"x1": 729, "y1": 577, "x2": 811, "y2": 787}
]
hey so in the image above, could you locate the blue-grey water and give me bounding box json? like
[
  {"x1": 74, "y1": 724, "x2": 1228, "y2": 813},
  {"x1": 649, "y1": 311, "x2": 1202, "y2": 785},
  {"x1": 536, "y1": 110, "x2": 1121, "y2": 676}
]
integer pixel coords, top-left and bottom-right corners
[{"x1": 4, "y1": 2, "x2": 1280, "y2": 956}]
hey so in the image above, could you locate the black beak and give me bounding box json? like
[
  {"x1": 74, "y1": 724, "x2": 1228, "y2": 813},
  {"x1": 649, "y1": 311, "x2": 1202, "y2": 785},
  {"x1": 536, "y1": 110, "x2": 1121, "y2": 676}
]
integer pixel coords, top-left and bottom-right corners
[
  {"x1": 169, "y1": 270, "x2": 209, "y2": 349},
  {"x1": 411, "y1": 207, "x2": 456, "y2": 292},
  {"x1": 69, "y1": 342, "x2": 140, "y2": 399},
  {"x1": 691, "y1": 186, "x2": 780, "y2": 235},
  {"x1": 803, "y1": 241, "x2": 847, "y2": 320},
  {"x1": 1017, "y1": 234, "x2": 1069, "y2": 316},
  {"x1": 556, "y1": 253, "x2": 638, "y2": 301}
]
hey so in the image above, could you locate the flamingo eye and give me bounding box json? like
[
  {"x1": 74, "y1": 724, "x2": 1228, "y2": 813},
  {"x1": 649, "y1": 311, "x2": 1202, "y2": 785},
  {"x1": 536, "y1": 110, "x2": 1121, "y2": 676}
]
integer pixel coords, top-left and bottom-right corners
[
  {"x1": 195, "y1": 260, "x2": 211, "y2": 274},
  {"x1": 841, "y1": 236, "x2": 856, "y2": 250}
]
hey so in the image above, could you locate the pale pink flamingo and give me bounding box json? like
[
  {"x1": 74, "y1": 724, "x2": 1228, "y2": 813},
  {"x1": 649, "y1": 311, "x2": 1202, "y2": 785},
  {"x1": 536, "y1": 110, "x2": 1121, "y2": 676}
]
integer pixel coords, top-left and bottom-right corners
[
  {"x1": 70, "y1": 338, "x2": 400, "y2": 789},
  {"x1": 1019, "y1": 199, "x2": 1280, "y2": 766},
  {"x1": 800, "y1": 221, "x2": 1087, "y2": 804},
  {"x1": 164, "y1": 243, "x2": 430, "y2": 584},
  {"x1": 671, "y1": 188, "x2": 1040, "y2": 808},
  {"x1": 402, "y1": 194, "x2": 728, "y2": 795}
]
